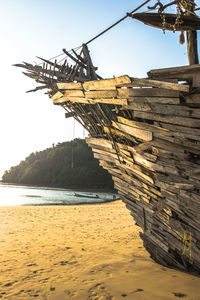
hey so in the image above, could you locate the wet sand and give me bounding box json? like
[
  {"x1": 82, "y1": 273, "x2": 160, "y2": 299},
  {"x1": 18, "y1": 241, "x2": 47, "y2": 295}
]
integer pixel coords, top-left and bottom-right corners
[{"x1": 0, "y1": 201, "x2": 199, "y2": 299}]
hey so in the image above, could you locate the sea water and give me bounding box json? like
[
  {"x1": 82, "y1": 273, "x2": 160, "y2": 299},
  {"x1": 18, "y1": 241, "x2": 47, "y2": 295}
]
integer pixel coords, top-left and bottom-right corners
[{"x1": 0, "y1": 183, "x2": 117, "y2": 206}]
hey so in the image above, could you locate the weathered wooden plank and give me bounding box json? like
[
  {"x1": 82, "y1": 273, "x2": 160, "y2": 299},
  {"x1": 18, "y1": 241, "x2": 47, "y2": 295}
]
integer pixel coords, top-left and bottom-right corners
[
  {"x1": 92, "y1": 98, "x2": 128, "y2": 105},
  {"x1": 54, "y1": 96, "x2": 127, "y2": 105},
  {"x1": 126, "y1": 102, "x2": 200, "y2": 118},
  {"x1": 154, "y1": 134, "x2": 200, "y2": 153},
  {"x1": 85, "y1": 90, "x2": 117, "y2": 98},
  {"x1": 93, "y1": 152, "x2": 116, "y2": 163},
  {"x1": 133, "y1": 111, "x2": 200, "y2": 128},
  {"x1": 129, "y1": 78, "x2": 190, "y2": 92},
  {"x1": 148, "y1": 64, "x2": 200, "y2": 79},
  {"x1": 86, "y1": 138, "x2": 113, "y2": 149},
  {"x1": 57, "y1": 82, "x2": 83, "y2": 90},
  {"x1": 116, "y1": 160, "x2": 154, "y2": 185},
  {"x1": 117, "y1": 116, "x2": 171, "y2": 135},
  {"x1": 83, "y1": 75, "x2": 132, "y2": 90},
  {"x1": 117, "y1": 88, "x2": 179, "y2": 98},
  {"x1": 63, "y1": 90, "x2": 85, "y2": 97},
  {"x1": 112, "y1": 121, "x2": 153, "y2": 142},
  {"x1": 54, "y1": 96, "x2": 91, "y2": 104},
  {"x1": 103, "y1": 127, "x2": 138, "y2": 143},
  {"x1": 92, "y1": 147, "x2": 119, "y2": 158},
  {"x1": 184, "y1": 94, "x2": 200, "y2": 104},
  {"x1": 154, "y1": 122, "x2": 200, "y2": 138},
  {"x1": 133, "y1": 142, "x2": 153, "y2": 154},
  {"x1": 127, "y1": 96, "x2": 180, "y2": 104}
]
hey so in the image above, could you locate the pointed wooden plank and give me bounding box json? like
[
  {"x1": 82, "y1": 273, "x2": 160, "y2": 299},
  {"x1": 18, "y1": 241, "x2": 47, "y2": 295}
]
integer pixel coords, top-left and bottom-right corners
[
  {"x1": 83, "y1": 75, "x2": 132, "y2": 90},
  {"x1": 112, "y1": 121, "x2": 153, "y2": 142},
  {"x1": 57, "y1": 82, "x2": 83, "y2": 90}
]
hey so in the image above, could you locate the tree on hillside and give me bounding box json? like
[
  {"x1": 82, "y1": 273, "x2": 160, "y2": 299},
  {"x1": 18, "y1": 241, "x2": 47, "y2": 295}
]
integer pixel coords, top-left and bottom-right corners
[{"x1": 2, "y1": 139, "x2": 114, "y2": 189}]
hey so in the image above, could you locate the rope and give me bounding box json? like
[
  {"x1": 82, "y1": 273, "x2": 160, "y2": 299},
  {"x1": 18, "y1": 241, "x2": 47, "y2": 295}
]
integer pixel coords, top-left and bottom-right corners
[
  {"x1": 36, "y1": 46, "x2": 82, "y2": 66},
  {"x1": 85, "y1": 0, "x2": 151, "y2": 45},
  {"x1": 34, "y1": 1, "x2": 151, "y2": 67}
]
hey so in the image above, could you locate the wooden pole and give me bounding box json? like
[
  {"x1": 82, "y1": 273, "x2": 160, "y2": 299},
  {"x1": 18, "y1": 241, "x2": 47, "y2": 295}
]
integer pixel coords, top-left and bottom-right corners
[
  {"x1": 186, "y1": 0, "x2": 199, "y2": 65},
  {"x1": 187, "y1": 30, "x2": 199, "y2": 65}
]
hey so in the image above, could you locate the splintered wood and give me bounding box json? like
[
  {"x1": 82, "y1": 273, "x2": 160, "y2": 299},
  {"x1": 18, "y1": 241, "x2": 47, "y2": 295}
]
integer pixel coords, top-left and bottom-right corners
[{"x1": 52, "y1": 66, "x2": 200, "y2": 275}]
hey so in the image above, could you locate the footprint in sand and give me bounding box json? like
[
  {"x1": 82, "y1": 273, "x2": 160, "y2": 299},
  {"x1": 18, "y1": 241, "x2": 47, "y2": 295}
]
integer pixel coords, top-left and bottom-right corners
[
  {"x1": 172, "y1": 292, "x2": 187, "y2": 298},
  {"x1": 87, "y1": 283, "x2": 113, "y2": 300},
  {"x1": 4, "y1": 281, "x2": 17, "y2": 287},
  {"x1": 65, "y1": 289, "x2": 77, "y2": 297},
  {"x1": 132, "y1": 288, "x2": 144, "y2": 293}
]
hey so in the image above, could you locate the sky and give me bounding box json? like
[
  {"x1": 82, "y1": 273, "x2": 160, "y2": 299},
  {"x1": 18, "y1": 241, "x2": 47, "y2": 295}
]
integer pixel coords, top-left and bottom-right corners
[{"x1": 0, "y1": 0, "x2": 199, "y2": 178}]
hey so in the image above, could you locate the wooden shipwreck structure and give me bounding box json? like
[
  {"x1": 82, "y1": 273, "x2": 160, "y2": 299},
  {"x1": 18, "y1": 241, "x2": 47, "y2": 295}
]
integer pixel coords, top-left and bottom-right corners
[{"x1": 15, "y1": 0, "x2": 200, "y2": 274}]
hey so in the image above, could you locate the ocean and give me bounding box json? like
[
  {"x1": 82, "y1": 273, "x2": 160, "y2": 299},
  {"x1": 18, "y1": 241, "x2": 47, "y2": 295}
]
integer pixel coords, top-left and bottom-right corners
[{"x1": 0, "y1": 183, "x2": 117, "y2": 206}]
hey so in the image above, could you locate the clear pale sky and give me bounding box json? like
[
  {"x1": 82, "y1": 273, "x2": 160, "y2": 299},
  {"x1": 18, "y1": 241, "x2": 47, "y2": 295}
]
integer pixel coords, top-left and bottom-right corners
[{"x1": 0, "y1": 0, "x2": 199, "y2": 178}]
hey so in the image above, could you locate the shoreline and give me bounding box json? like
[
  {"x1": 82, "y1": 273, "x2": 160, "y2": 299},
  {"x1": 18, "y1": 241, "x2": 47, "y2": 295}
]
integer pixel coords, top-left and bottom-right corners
[
  {"x1": 0, "y1": 181, "x2": 115, "y2": 194},
  {"x1": 1, "y1": 201, "x2": 200, "y2": 299}
]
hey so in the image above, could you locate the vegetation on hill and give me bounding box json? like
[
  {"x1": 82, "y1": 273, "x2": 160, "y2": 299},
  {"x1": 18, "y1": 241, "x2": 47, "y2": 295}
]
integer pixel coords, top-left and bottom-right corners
[{"x1": 2, "y1": 139, "x2": 114, "y2": 189}]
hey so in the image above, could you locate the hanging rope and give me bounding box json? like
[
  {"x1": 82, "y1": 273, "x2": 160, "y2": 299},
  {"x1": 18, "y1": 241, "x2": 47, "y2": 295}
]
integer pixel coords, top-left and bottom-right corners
[{"x1": 71, "y1": 118, "x2": 75, "y2": 168}]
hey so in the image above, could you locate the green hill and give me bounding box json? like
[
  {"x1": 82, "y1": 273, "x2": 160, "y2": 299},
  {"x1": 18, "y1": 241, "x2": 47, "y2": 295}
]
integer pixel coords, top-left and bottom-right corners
[{"x1": 2, "y1": 139, "x2": 114, "y2": 190}]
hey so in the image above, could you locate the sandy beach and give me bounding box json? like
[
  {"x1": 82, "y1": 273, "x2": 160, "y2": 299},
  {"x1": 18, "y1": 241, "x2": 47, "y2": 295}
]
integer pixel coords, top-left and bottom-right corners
[{"x1": 0, "y1": 201, "x2": 200, "y2": 300}]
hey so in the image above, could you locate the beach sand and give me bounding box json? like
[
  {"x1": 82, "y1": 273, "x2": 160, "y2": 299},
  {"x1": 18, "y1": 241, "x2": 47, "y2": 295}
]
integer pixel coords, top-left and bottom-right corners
[{"x1": 0, "y1": 201, "x2": 199, "y2": 300}]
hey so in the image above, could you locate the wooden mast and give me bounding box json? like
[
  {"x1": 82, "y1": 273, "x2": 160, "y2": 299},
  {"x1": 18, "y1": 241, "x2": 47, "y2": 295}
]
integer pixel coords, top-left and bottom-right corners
[{"x1": 186, "y1": 0, "x2": 199, "y2": 64}]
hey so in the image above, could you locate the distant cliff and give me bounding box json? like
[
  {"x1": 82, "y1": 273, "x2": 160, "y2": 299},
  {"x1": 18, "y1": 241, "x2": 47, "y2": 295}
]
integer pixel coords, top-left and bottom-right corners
[{"x1": 2, "y1": 139, "x2": 114, "y2": 189}]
